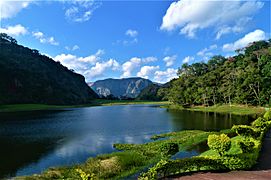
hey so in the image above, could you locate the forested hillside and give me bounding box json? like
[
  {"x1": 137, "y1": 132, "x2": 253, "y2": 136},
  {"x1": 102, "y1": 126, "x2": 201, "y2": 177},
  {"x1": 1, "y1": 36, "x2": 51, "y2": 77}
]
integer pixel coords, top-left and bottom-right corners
[
  {"x1": 159, "y1": 40, "x2": 271, "y2": 106},
  {"x1": 0, "y1": 34, "x2": 98, "y2": 105}
]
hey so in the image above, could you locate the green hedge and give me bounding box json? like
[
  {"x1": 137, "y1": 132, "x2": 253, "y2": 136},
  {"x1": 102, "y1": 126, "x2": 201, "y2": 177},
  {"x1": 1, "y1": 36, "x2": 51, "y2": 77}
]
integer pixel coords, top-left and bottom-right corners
[
  {"x1": 207, "y1": 134, "x2": 231, "y2": 156},
  {"x1": 159, "y1": 143, "x2": 179, "y2": 157},
  {"x1": 232, "y1": 125, "x2": 261, "y2": 138},
  {"x1": 140, "y1": 111, "x2": 271, "y2": 179},
  {"x1": 139, "y1": 157, "x2": 227, "y2": 179}
]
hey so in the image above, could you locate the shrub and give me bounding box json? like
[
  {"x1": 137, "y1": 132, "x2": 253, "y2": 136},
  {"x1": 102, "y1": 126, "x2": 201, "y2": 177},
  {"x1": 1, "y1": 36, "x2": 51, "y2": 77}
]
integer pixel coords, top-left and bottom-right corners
[
  {"x1": 232, "y1": 125, "x2": 261, "y2": 138},
  {"x1": 159, "y1": 142, "x2": 179, "y2": 157},
  {"x1": 139, "y1": 157, "x2": 227, "y2": 179},
  {"x1": 207, "y1": 134, "x2": 231, "y2": 156},
  {"x1": 264, "y1": 111, "x2": 271, "y2": 121},
  {"x1": 238, "y1": 138, "x2": 255, "y2": 153},
  {"x1": 251, "y1": 117, "x2": 271, "y2": 132}
]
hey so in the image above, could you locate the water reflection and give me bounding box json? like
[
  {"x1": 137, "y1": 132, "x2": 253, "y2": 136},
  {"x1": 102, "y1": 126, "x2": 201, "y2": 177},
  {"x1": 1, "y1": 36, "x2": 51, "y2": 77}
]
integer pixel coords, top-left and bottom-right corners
[
  {"x1": 167, "y1": 109, "x2": 253, "y2": 131},
  {"x1": 0, "y1": 105, "x2": 253, "y2": 178}
]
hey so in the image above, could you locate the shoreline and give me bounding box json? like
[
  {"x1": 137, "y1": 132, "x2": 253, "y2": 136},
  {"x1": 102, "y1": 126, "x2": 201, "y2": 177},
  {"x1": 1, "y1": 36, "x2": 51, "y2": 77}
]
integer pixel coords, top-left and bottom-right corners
[
  {"x1": 163, "y1": 104, "x2": 267, "y2": 116},
  {"x1": 0, "y1": 100, "x2": 169, "y2": 113},
  {"x1": 0, "y1": 101, "x2": 268, "y2": 115}
]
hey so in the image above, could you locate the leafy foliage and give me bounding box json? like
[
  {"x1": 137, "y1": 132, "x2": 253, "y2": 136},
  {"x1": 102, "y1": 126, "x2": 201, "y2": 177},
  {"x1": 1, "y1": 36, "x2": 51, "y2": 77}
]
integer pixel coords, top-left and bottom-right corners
[
  {"x1": 162, "y1": 40, "x2": 271, "y2": 106},
  {"x1": 159, "y1": 142, "x2": 179, "y2": 157},
  {"x1": 232, "y1": 125, "x2": 261, "y2": 138},
  {"x1": 207, "y1": 134, "x2": 231, "y2": 156}
]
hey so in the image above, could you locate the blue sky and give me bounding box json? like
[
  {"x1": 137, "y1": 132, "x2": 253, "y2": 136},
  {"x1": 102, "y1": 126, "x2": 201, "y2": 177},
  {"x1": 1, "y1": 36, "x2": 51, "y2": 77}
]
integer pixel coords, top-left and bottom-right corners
[{"x1": 0, "y1": 0, "x2": 270, "y2": 83}]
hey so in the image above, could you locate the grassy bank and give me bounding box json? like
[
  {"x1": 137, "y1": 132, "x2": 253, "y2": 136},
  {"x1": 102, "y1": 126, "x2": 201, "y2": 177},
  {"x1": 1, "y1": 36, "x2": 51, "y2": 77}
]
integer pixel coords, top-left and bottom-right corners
[
  {"x1": 164, "y1": 104, "x2": 267, "y2": 116},
  {"x1": 92, "y1": 99, "x2": 170, "y2": 106},
  {"x1": 18, "y1": 130, "x2": 219, "y2": 180},
  {"x1": 0, "y1": 100, "x2": 169, "y2": 112}
]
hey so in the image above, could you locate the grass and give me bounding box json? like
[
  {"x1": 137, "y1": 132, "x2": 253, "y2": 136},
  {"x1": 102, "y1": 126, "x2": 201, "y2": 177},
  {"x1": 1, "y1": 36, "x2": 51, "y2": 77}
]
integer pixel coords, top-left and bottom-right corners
[
  {"x1": 0, "y1": 100, "x2": 169, "y2": 112},
  {"x1": 165, "y1": 104, "x2": 266, "y2": 115},
  {"x1": 91, "y1": 99, "x2": 170, "y2": 106},
  {"x1": 0, "y1": 104, "x2": 75, "y2": 112},
  {"x1": 19, "y1": 130, "x2": 216, "y2": 180}
]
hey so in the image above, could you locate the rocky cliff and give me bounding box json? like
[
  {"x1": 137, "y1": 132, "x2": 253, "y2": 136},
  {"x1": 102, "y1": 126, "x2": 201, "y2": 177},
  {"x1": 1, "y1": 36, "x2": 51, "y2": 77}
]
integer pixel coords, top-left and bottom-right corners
[{"x1": 90, "y1": 77, "x2": 153, "y2": 98}]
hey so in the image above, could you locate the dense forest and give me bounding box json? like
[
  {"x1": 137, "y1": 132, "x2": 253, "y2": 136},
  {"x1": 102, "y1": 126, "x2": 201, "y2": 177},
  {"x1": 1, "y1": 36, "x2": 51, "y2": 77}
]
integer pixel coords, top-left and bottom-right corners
[
  {"x1": 159, "y1": 40, "x2": 271, "y2": 107},
  {"x1": 0, "y1": 33, "x2": 98, "y2": 105}
]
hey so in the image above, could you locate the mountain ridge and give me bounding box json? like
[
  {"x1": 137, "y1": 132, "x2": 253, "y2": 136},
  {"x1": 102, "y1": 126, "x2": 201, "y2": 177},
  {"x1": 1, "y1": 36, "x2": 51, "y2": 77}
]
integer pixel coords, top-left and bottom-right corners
[{"x1": 90, "y1": 77, "x2": 153, "y2": 99}]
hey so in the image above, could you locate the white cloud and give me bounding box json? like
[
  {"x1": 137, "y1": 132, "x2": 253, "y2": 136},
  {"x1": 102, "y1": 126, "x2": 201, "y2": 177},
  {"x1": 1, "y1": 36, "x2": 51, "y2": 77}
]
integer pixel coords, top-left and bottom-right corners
[
  {"x1": 65, "y1": 45, "x2": 80, "y2": 51},
  {"x1": 32, "y1": 31, "x2": 59, "y2": 46},
  {"x1": 161, "y1": 0, "x2": 264, "y2": 38},
  {"x1": 54, "y1": 49, "x2": 118, "y2": 80},
  {"x1": 154, "y1": 68, "x2": 178, "y2": 83},
  {"x1": 84, "y1": 59, "x2": 120, "y2": 78},
  {"x1": 0, "y1": 1, "x2": 31, "y2": 19},
  {"x1": 121, "y1": 56, "x2": 157, "y2": 78},
  {"x1": 0, "y1": 24, "x2": 28, "y2": 36},
  {"x1": 142, "y1": 56, "x2": 157, "y2": 63},
  {"x1": 163, "y1": 55, "x2": 177, "y2": 67},
  {"x1": 182, "y1": 56, "x2": 194, "y2": 64},
  {"x1": 126, "y1": 29, "x2": 138, "y2": 38},
  {"x1": 197, "y1": 44, "x2": 217, "y2": 60},
  {"x1": 64, "y1": 0, "x2": 101, "y2": 22},
  {"x1": 115, "y1": 29, "x2": 139, "y2": 46},
  {"x1": 223, "y1": 29, "x2": 266, "y2": 52},
  {"x1": 137, "y1": 66, "x2": 159, "y2": 79},
  {"x1": 54, "y1": 49, "x2": 103, "y2": 68},
  {"x1": 121, "y1": 57, "x2": 141, "y2": 78}
]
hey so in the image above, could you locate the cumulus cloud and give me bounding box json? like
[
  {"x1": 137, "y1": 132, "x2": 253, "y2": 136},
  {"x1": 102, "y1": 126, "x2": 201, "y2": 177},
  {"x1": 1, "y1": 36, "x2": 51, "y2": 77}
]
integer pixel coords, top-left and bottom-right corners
[
  {"x1": 65, "y1": 45, "x2": 80, "y2": 51},
  {"x1": 54, "y1": 49, "x2": 118, "y2": 80},
  {"x1": 161, "y1": 0, "x2": 264, "y2": 38},
  {"x1": 222, "y1": 29, "x2": 266, "y2": 52},
  {"x1": 32, "y1": 31, "x2": 59, "y2": 46},
  {"x1": 64, "y1": 0, "x2": 101, "y2": 22},
  {"x1": 137, "y1": 66, "x2": 159, "y2": 79},
  {"x1": 0, "y1": 0, "x2": 31, "y2": 19},
  {"x1": 182, "y1": 56, "x2": 194, "y2": 64},
  {"x1": 121, "y1": 57, "x2": 142, "y2": 78},
  {"x1": 121, "y1": 56, "x2": 157, "y2": 78},
  {"x1": 0, "y1": 24, "x2": 28, "y2": 36},
  {"x1": 126, "y1": 29, "x2": 138, "y2": 38},
  {"x1": 163, "y1": 55, "x2": 177, "y2": 67},
  {"x1": 84, "y1": 59, "x2": 120, "y2": 79},
  {"x1": 154, "y1": 68, "x2": 178, "y2": 83}
]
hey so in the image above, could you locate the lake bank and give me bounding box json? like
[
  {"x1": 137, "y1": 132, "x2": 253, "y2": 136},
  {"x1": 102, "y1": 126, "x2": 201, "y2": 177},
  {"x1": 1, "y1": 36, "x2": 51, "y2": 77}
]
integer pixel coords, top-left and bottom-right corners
[
  {"x1": 0, "y1": 101, "x2": 267, "y2": 116},
  {"x1": 163, "y1": 104, "x2": 267, "y2": 116},
  {"x1": 0, "y1": 100, "x2": 169, "y2": 112}
]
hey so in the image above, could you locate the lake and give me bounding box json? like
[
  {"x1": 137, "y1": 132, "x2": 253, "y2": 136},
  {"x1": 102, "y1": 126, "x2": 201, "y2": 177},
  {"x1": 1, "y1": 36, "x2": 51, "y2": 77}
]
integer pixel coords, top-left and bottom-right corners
[{"x1": 0, "y1": 105, "x2": 253, "y2": 178}]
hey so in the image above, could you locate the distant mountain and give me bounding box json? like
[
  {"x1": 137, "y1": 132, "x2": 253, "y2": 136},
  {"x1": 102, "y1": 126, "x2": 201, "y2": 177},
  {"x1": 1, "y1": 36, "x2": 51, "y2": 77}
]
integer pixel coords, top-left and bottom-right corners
[
  {"x1": 0, "y1": 33, "x2": 98, "y2": 105},
  {"x1": 90, "y1": 77, "x2": 153, "y2": 99}
]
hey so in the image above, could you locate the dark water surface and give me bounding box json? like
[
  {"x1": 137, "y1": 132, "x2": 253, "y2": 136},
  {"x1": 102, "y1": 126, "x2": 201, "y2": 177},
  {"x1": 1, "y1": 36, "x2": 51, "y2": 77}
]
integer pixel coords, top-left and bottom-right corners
[{"x1": 0, "y1": 105, "x2": 253, "y2": 178}]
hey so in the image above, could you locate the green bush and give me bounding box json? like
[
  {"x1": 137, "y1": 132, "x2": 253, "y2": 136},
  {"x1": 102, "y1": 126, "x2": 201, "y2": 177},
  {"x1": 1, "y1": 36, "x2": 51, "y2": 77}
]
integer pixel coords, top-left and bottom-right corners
[
  {"x1": 139, "y1": 157, "x2": 226, "y2": 179},
  {"x1": 159, "y1": 142, "x2": 179, "y2": 157},
  {"x1": 232, "y1": 125, "x2": 261, "y2": 138},
  {"x1": 264, "y1": 111, "x2": 271, "y2": 121},
  {"x1": 238, "y1": 138, "x2": 255, "y2": 153},
  {"x1": 251, "y1": 117, "x2": 271, "y2": 132},
  {"x1": 220, "y1": 152, "x2": 259, "y2": 170},
  {"x1": 207, "y1": 134, "x2": 231, "y2": 156}
]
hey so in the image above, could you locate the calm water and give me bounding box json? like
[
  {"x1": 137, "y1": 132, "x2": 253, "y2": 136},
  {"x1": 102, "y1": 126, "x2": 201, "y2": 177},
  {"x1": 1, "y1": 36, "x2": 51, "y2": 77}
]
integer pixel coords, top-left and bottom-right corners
[{"x1": 0, "y1": 105, "x2": 253, "y2": 178}]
